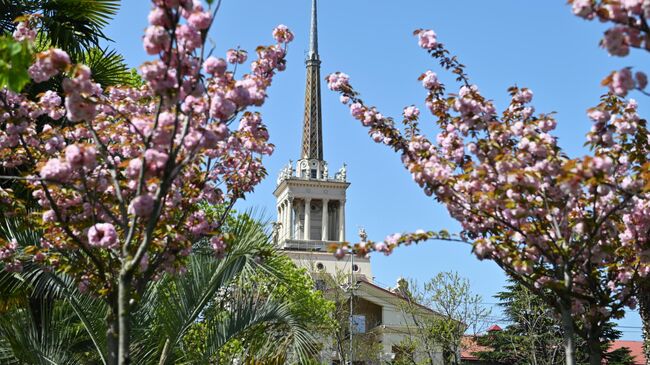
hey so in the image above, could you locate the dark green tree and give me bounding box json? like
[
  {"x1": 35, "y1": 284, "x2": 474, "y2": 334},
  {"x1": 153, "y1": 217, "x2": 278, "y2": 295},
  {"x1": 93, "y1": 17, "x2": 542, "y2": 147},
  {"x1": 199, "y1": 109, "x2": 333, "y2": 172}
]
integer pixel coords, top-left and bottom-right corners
[{"x1": 475, "y1": 280, "x2": 634, "y2": 365}]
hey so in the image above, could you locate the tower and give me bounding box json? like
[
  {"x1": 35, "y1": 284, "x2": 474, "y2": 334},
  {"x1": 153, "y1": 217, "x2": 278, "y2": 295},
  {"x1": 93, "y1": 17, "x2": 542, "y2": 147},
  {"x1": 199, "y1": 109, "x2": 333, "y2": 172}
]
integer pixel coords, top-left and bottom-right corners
[{"x1": 274, "y1": 0, "x2": 372, "y2": 280}]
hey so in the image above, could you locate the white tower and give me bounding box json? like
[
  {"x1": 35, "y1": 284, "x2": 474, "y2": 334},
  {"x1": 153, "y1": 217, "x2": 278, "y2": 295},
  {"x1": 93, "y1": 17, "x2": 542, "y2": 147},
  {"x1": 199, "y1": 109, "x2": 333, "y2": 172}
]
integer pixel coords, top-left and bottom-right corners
[{"x1": 274, "y1": 0, "x2": 372, "y2": 280}]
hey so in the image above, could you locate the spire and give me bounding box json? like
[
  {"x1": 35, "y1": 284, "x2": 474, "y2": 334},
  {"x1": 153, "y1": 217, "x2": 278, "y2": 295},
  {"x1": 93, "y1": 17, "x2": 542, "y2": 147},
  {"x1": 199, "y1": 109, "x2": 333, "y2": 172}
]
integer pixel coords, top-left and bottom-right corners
[
  {"x1": 300, "y1": 0, "x2": 323, "y2": 161},
  {"x1": 308, "y1": 0, "x2": 318, "y2": 59}
]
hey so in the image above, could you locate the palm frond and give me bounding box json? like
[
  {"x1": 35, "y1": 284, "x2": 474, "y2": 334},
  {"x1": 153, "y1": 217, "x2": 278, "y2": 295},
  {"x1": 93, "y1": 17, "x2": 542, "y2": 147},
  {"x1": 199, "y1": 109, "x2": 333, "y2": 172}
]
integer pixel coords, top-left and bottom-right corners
[
  {"x1": 39, "y1": 0, "x2": 120, "y2": 56},
  {"x1": 0, "y1": 294, "x2": 90, "y2": 364},
  {"x1": 0, "y1": 215, "x2": 108, "y2": 363},
  {"x1": 198, "y1": 290, "x2": 317, "y2": 364},
  {"x1": 80, "y1": 47, "x2": 131, "y2": 87},
  {"x1": 0, "y1": 1, "x2": 37, "y2": 35}
]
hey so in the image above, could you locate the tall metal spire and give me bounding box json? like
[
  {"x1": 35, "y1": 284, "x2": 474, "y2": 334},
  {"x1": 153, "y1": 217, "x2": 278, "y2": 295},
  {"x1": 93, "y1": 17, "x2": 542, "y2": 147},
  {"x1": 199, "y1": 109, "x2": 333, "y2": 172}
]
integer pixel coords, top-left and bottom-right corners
[
  {"x1": 308, "y1": 0, "x2": 319, "y2": 59},
  {"x1": 300, "y1": 0, "x2": 323, "y2": 161}
]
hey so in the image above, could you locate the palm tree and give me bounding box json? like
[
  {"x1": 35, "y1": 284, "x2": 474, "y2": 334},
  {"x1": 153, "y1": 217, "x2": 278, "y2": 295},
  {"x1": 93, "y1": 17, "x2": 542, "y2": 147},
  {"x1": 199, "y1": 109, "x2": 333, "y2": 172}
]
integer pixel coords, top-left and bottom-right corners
[
  {"x1": 0, "y1": 214, "x2": 319, "y2": 364},
  {"x1": 1, "y1": 0, "x2": 132, "y2": 90}
]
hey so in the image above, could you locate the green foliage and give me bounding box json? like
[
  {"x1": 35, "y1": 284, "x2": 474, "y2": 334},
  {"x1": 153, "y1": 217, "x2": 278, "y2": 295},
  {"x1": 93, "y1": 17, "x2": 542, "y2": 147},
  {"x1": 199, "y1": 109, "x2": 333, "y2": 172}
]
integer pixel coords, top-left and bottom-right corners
[
  {"x1": 475, "y1": 280, "x2": 633, "y2": 365},
  {"x1": 0, "y1": 36, "x2": 33, "y2": 92},
  {"x1": 394, "y1": 272, "x2": 490, "y2": 365},
  {"x1": 0, "y1": 212, "x2": 321, "y2": 364},
  {"x1": 0, "y1": 0, "x2": 119, "y2": 57},
  {"x1": 79, "y1": 47, "x2": 131, "y2": 88},
  {"x1": 1, "y1": 1, "x2": 133, "y2": 91}
]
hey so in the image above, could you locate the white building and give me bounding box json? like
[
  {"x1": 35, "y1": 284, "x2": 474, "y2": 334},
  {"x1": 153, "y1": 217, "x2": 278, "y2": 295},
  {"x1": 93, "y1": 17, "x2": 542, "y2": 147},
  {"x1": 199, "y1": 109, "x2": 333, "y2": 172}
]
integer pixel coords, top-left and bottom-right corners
[{"x1": 274, "y1": 1, "x2": 444, "y2": 363}]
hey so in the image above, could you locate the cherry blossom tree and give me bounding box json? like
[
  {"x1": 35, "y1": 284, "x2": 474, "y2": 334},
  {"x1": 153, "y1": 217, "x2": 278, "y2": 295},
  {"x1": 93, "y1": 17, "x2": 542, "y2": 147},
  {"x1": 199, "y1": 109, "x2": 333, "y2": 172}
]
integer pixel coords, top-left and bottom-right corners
[
  {"x1": 566, "y1": 2, "x2": 650, "y2": 362},
  {"x1": 0, "y1": 1, "x2": 294, "y2": 364},
  {"x1": 327, "y1": 10, "x2": 650, "y2": 365}
]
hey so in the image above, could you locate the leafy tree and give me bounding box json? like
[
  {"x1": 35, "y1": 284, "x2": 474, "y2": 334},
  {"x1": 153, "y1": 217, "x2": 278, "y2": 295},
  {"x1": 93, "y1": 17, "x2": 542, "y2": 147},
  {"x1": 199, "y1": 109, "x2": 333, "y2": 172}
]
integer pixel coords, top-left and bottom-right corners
[
  {"x1": 0, "y1": 0, "x2": 131, "y2": 92},
  {"x1": 396, "y1": 272, "x2": 490, "y2": 365},
  {"x1": 319, "y1": 269, "x2": 384, "y2": 364},
  {"x1": 475, "y1": 280, "x2": 633, "y2": 365}
]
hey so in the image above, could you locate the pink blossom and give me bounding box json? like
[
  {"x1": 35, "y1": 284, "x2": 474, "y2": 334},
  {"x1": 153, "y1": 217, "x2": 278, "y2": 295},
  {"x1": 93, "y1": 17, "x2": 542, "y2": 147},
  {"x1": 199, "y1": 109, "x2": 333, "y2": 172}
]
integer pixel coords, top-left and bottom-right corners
[
  {"x1": 128, "y1": 194, "x2": 155, "y2": 217},
  {"x1": 610, "y1": 68, "x2": 635, "y2": 96},
  {"x1": 13, "y1": 21, "x2": 36, "y2": 42},
  {"x1": 144, "y1": 149, "x2": 169, "y2": 174},
  {"x1": 176, "y1": 24, "x2": 202, "y2": 51},
  {"x1": 203, "y1": 56, "x2": 227, "y2": 75},
  {"x1": 421, "y1": 70, "x2": 440, "y2": 90},
  {"x1": 403, "y1": 106, "x2": 420, "y2": 119},
  {"x1": 28, "y1": 49, "x2": 71, "y2": 83},
  {"x1": 40, "y1": 159, "x2": 71, "y2": 181},
  {"x1": 622, "y1": 0, "x2": 644, "y2": 13},
  {"x1": 187, "y1": 11, "x2": 212, "y2": 30},
  {"x1": 226, "y1": 49, "x2": 247, "y2": 64},
  {"x1": 65, "y1": 144, "x2": 97, "y2": 169},
  {"x1": 210, "y1": 236, "x2": 227, "y2": 257},
  {"x1": 588, "y1": 109, "x2": 610, "y2": 123},
  {"x1": 602, "y1": 27, "x2": 630, "y2": 56},
  {"x1": 88, "y1": 223, "x2": 118, "y2": 249},
  {"x1": 417, "y1": 29, "x2": 438, "y2": 50},
  {"x1": 210, "y1": 93, "x2": 237, "y2": 121},
  {"x1": 148, "y1": 7, "x2": 169, "y2": 26},
  {"x1": 272, "y1": 24, "x2": 294, "y2": 44},
  {"x1": 143, "y1": 26, "x2": 171, "y2": 55},
  {"x1": 572, "y1": 0, "x2": 594, "y2": 18},
  {"x1": 635, "y1": 71, "x2": 647, "y2": 89},
  {"x1": 326, "y1": 72, "x2": 350, "y2": 91}
]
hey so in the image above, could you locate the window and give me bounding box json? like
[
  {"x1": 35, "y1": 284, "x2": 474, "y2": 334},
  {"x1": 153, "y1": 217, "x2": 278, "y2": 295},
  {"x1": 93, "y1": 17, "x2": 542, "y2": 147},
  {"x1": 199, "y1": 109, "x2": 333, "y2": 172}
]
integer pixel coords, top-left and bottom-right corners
[
  {"x1": 310, "y1": 169, "x2": 317, "y2": 178},
  {"x1": 315, "y1": 279, "x2": 326, "y2": 291},
  {"x1": 352, "y1": 315, "x2": 366, "y2": 334}
]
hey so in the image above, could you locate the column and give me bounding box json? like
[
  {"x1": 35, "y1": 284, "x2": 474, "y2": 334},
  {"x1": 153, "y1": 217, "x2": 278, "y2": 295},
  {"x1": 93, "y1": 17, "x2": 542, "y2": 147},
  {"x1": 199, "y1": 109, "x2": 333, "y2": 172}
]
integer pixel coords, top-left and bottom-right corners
[
  {"x1": 288, "y1": 197, "x2": 294, "y2": 239},
  {"x1": 281, "y1": 201, "x2": 287, "y2": 240},
  {"x1": 321, "y1": 199, "x2": 329, "y2": 241},
  {"x1": 304, "y1": 198, "x2": 311, "y2": 240},
  {"x1": 278, "y1": 204, "x2": 284, "y2": 239},
  {"x1": 338, "y1": 200, "x2": 346, "y2": 241}
]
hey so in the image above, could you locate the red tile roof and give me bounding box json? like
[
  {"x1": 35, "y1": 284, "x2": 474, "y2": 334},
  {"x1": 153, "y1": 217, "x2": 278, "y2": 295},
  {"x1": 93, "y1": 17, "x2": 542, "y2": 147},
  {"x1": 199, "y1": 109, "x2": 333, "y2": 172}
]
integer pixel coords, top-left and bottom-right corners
[
  {"x1": 608, "y1": 341, "x2": 646, "y2": 365},
  {"x1": 461, "y1": 336, "x2": 491, "y2": 361}
]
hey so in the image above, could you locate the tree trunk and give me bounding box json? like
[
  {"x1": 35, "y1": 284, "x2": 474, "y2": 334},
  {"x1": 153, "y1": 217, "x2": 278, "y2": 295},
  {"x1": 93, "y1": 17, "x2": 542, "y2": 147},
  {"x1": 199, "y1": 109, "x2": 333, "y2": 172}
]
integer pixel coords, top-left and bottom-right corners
[
  {"x1": 118, "y1": 273, "x2": 132, "y2": 365},
  {"x1": 587, "y1": 334, "x2": 602, "y2": 365},
  {"x1": 639, "y1": 277, "x2": 650, "y2": 365},
  {"x1": 107, "y1": 301, "x2": 119, "y2": 365},
  {"x1": 559, "y1": 304, "x2": 576, "y2": 365}
]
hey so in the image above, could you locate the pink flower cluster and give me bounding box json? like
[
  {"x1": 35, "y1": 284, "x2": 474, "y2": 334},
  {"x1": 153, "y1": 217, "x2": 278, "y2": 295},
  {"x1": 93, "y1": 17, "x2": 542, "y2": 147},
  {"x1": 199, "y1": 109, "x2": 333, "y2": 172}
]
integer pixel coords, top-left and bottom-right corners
[
  {"x1": 13, "y1": 21, "x2": 36, "y2": 42},
  {"x1": 326, "y1": 72, "x2": 350, "y2": 91},
  {"x1": 28, "y1": 49, "x2": 71, "y2": 83},
  {"x1": 272, "y1": 24, "x2": 295, "y2": 44},
  {"x1": 417, "y1": 29, "x2": 438, "y2": 50},
  {"x1": 0, "y1": 0, "x2": 295, "y2": 294},
  {"x1": 606, "y1": 68, "x2": 647, "y2": 96},
  {"x1": 570, "y1": 0, "x2": 650, "y2": 97},
  {"x1": 88, "y1": 223, "x2": 118, "y2": 249},
  {"x1": 210, "y1": 235, "x2": 227, "y2": 258},
  {"x1": 328, "y1": 29, "x2": 650, "y2": 324},
  {"x1": 0, "y1": 239, "x2": 21, "y2": 272},
  {"x1": 226, "y1": 49, "x2": 248, "y2": 64}
]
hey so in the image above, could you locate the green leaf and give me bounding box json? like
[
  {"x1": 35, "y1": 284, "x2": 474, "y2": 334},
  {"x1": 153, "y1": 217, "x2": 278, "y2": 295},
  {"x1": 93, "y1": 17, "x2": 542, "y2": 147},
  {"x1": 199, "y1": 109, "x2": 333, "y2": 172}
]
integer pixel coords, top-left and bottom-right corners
[{"x1": 0, "y1": 36, "x2": 33, "y2": 92}]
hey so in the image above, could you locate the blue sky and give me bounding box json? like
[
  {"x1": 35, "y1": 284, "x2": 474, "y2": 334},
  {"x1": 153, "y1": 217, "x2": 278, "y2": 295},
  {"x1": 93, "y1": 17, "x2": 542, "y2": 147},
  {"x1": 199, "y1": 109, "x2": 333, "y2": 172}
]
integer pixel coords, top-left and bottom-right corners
[{"x1": 104, "y1": 1, "x2": 646, "y2": 339}]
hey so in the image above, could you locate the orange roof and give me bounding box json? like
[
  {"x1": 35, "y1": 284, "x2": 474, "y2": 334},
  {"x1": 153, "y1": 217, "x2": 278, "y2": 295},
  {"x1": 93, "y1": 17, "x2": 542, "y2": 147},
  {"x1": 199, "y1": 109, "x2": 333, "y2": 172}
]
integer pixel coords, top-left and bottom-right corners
[
  {"x1": 461, "y1": 335, "x2": 491, "y2": 361},
  {"x1": 608, "y1": 340, "x2": 646, "y2": 365}
]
